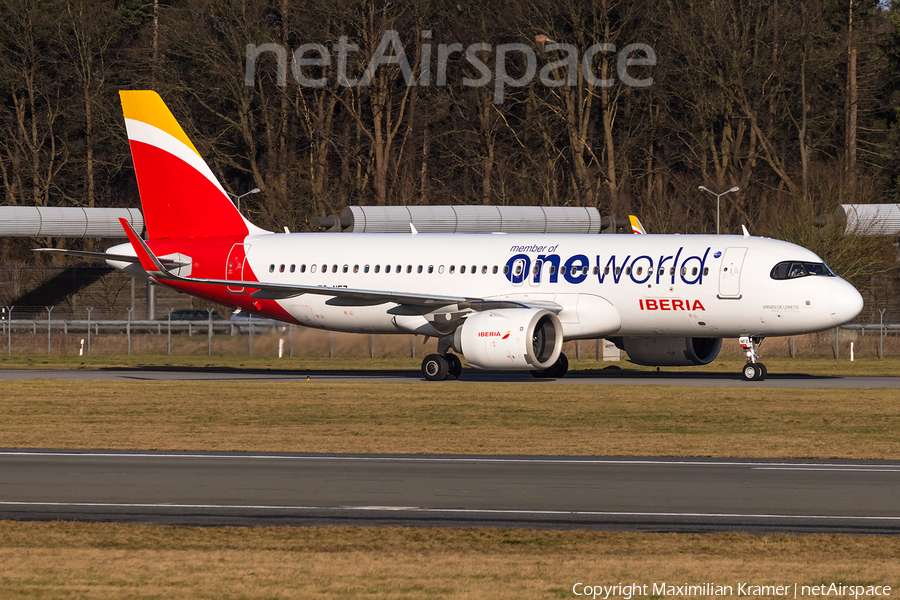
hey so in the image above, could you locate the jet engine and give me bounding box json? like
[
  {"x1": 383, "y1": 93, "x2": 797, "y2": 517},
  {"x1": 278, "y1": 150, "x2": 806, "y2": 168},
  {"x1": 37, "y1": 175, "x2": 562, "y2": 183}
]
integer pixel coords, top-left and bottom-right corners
[
  {"x1": 611, "y1": 336, "x2": 722, "y2": 366},
  {"x1": 451, "y1": 309, "x2": 563, "y2": 370}
]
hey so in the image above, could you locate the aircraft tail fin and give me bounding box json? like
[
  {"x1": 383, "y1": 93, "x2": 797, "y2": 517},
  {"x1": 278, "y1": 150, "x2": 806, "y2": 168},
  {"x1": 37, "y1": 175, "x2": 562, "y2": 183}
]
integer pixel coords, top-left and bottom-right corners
[
  {"x1": 119, "y1": 91, "x2": 264, "y2": 240},
  {"x1": 628, "y1": 215, "x2": 647, "y2": 234}
]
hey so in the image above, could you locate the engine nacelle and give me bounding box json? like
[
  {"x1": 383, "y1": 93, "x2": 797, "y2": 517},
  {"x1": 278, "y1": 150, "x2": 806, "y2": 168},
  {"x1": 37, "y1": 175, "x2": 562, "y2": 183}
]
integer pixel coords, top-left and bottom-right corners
[
  {"x1": 611, "y1": 336, "x2": 722, "y2": 366},
  {"x1": 452, "y1": 309, "x2": 563, "y2": 370}
]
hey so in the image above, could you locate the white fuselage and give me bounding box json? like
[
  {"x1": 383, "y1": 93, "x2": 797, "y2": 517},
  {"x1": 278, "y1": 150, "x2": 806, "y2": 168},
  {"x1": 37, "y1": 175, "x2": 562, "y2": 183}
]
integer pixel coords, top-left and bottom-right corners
[{"x1": 212, "y1": 232, "x2": 863, "y2": 340}]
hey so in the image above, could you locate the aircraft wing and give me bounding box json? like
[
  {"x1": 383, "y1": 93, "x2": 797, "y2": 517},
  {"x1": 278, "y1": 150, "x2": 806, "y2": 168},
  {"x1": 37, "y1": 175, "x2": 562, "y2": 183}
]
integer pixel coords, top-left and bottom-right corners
[{"x1": 248, "y1": 283, "x2": 469, "y2": 306}]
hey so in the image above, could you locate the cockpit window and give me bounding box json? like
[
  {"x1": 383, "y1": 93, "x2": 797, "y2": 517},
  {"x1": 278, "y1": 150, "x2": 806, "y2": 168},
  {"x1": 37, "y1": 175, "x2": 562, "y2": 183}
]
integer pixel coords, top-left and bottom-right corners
[{"x1": 770, "y1": 261, "x2": 834, "y2": 280}]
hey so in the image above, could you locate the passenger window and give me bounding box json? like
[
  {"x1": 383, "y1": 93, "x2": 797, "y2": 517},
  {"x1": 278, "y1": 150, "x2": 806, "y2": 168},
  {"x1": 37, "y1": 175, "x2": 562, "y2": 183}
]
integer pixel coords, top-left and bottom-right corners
[
  {"x1": 461, "y1": 265, "x2": 467, "y2": 274},
  {"x1": 582, "y1": 266, "x2": 588, "y2": 275},
  {"x1": 279, "y1": 264, "x2": 285, "y2": 273},
  {"x1": 353, "y1": 265, "x2": 359, "y2": 273},
  {"x1": 492, "y1": 266, "x2": 498, "y2": 274},
  {"x1": 625, "y1": 267, "x2": 631, "y2": 275},
  {"x1": 636, "y1": 266, "x2": 643, "y2": 276},
  {"x1": 375, "y1": 265, "x2": 380, "y2": 273},
  {"x1": 669, "y1": 267, "x2": 675, "y2": 276},
  {"x1": 269, "y1": 264, "x2": 275, "y2": 273},
  {"x1": 533, "y1": 265, "x2": 540, "y2": 275},
  {"x1": 691, "y1": 267, "x2": 698, "y2": 276},
  {"x1": 592, "y1": 266, "x2": 598, "y2": 275},
  {"x1": 428, "y1": 265, "x2": 434, "y2": 274},
  {"x1": 503, "y1": 266, "x2": 510, "y2": 274},
  {"x1": 703, "y1": 267, "x2": 708, "y2": 276},
  {"x1": 615, "y1": 267, "x2": 621, "y2": 276},
  {"x1": 605, "y1": 267, "x2": 610, "y2": 275},
  {"x1": 364, "y1": 265, "x2": 370, "y2": 273},
  {"x1": 343, "y1": 265, "x2": 349, "y2": 273},
  {"x1": 681, "y1": 267, "x2": 686, "y2": 276},
  {"x1": 385, "y1": 265, "x2": 390, "y2": 273},
  {"x1": 439, "y1": 266, "x2": 444, "y2": 274},
  {"x1": 396, "y1": 265, "x2": 402, "y2": 273},
  {"x1": 332, "y1": 265, "x2": 338, "y2": 273},
  {"x1": 290, "y1": 265, "x2": 295, "y2": 273},
  {"x1": 321, "y1": 264, "x2": 327, "y2": 273},
  {"x1": 311, "y1": 264, "x2": 317, "y2": 273},
  {"x1": 513, "y1": 264, "x2": 521, "y2": 276},
  {"x1": 407, "y1": 265, "x2": 412, "y2": 273},
  {"x1": 471, "y1": 265, "x2": 476, "y2": 274},
  {"x1": 300, "y1": 264, "x2": 306, "y2": 273},
  {"x1": 481, "y1": 266, "x2": 487, "y2": 274},
  {"x1": 450, "y1": 265, "x2": 456, "y2": 274},
  {"x1": 549, "y1": 266, "x2": 556, "y2": 275},
  {"x1": 417, "y1": 265, "x2": 423, "y2": 274}
]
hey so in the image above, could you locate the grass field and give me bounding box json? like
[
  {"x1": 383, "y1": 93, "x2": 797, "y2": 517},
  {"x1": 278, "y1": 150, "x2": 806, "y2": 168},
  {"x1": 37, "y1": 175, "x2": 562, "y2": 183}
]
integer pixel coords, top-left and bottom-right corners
[
  {"x1": 2, "y1": 359, "x2": 898, "y2": 598},
  {"x1": 0, "y1": 522, "x2": 898, "y2": 599},
  {"x1": 1, "y1": 379, "x2": 899, "y2": 458}
]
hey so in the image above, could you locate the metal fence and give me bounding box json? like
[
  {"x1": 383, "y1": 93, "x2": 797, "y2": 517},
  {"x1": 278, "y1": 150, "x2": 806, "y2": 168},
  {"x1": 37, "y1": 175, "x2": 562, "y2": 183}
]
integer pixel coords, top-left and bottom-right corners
[
  {"x1": 1, "y1": 306, "x2": 289, "y2": 358},
  {"x1": 2, "y1": 305, "x2": 899, "y2": 359}
]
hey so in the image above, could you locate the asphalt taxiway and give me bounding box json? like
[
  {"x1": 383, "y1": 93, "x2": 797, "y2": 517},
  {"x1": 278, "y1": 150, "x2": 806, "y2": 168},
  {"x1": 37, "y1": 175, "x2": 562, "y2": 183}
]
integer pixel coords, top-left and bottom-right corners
[
  {"x1": 1, "y1": 367, "x2": 899, "y2": 387},
  {"x1": 1, "y1": 451, "x2": 899, "y2": 534}
]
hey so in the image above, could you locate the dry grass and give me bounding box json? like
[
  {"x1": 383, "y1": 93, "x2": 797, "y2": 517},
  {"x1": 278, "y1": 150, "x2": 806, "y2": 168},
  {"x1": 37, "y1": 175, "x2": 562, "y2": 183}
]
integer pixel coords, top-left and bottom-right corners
[
  {"x1": 2, "y1": 381, "x2": 899, "y2": 459},
  {"x1": 0, "y1": 521, "x2": 897, "y2": 599}
]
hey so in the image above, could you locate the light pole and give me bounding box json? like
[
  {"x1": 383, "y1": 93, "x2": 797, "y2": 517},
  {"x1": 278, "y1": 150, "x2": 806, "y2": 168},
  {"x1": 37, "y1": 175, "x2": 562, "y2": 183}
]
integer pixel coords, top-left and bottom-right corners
[
  {"x1": 227, "y1": 187, "x2": 260, "y2": 214},
  {"x1": 698, "y1": 185, "x2": 740, "y2": 235}
]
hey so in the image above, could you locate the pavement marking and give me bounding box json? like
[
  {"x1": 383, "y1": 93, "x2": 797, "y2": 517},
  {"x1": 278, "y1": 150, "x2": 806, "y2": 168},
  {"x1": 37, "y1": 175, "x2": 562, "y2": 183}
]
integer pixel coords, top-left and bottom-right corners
[
  {"x1": 1, "y1": 501, "x2": 899, "y2": 521},
  {"x1": 1, "y1": 451, "x2": 899, "y2": 470}
]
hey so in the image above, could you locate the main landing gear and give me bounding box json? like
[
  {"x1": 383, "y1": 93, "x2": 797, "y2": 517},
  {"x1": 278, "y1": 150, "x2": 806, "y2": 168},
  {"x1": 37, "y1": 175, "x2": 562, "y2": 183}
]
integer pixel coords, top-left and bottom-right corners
[
  {"x1": 531, "y1": 353, "x2": 568, "y2": 379},
  {"x1": 421, "y1": 353, "x2": 463, "y2": 381},
  {"x1": 739, "y1": 336, "x2": 767, "y2": 381}
]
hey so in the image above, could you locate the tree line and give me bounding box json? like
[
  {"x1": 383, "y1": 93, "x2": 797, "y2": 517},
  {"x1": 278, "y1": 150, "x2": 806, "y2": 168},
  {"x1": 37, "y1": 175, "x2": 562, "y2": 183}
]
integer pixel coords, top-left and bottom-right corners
[{"x1": 1, "y1": 0, "x2": 898, "y2": 292}]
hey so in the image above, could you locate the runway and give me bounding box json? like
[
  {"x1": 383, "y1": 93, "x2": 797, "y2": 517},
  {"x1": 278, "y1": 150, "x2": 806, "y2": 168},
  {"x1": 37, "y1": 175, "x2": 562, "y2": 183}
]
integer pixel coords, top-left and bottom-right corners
[
  {"x1": 2, "y1": 451, "x2": 899, "y2": 534},
  {"x1": 1, "y1": 368, "x2": 899, "y2": 387}
]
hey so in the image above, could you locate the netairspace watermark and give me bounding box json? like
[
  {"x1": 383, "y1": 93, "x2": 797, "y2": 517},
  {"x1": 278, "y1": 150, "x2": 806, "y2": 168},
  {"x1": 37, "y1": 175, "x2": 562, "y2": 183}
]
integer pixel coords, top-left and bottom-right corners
[
  {"x1": 244, "y1": 30, "x2": 656, "y2": 103},
  {"x1": 572, "y1": 582, "x2": 893, "y2": 599}
]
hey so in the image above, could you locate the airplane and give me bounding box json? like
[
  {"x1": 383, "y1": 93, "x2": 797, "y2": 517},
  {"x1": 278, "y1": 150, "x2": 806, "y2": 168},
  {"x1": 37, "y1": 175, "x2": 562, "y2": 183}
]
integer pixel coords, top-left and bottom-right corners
[{"x1": 37, "y1": 91, "x2": 864, "y2": 381}]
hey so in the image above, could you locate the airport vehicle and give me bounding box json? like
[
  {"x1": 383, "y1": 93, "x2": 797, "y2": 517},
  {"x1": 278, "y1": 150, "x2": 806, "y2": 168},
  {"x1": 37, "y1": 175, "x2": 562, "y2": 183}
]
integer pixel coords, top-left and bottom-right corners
[{"x1": 39, "y1": 91, "x2": 863, "y2": 381}]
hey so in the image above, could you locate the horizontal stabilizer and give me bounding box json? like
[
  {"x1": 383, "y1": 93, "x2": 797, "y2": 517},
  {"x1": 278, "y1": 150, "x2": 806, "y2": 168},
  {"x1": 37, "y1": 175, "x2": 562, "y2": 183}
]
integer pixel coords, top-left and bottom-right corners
[{"x1": 32, "y1": 248, "x2": 189, "y2": 267}]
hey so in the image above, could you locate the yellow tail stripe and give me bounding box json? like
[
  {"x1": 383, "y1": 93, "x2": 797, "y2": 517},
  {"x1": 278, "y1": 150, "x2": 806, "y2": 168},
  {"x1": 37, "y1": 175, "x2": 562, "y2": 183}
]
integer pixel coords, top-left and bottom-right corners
[{"x1": 119, "y1": 90, "x2": 200, "y2": 157}]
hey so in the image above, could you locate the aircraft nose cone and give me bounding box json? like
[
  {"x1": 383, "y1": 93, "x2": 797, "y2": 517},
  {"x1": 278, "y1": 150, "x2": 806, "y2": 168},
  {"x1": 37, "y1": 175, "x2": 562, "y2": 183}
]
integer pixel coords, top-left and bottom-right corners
[{"x1": 829, "y1": 281, "x2": 864, "y2": 326}]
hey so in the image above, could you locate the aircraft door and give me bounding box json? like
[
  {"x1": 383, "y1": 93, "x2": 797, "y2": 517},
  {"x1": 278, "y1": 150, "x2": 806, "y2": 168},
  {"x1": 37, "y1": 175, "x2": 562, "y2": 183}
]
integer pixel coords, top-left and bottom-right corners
[
  {"x1": 509, "y1": 257, "x2": 528, "y2": 286},
  {"x1": 226, "y1": 243, "x2": 250, "y2": 294},
  {"x1": 718, "y1": 247, "x2": 747, "y2": 298}
]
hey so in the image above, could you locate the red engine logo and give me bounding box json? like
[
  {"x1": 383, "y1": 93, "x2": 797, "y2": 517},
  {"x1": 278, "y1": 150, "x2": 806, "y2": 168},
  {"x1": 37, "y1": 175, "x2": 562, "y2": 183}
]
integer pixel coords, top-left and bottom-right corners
[{"x1": 479, "y1": 330, "x2": 512, "y2": 339}]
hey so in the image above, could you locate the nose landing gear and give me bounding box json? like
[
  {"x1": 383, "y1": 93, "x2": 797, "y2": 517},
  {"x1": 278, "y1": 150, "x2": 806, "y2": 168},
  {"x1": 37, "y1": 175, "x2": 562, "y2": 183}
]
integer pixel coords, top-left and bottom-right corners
[{"x1": 739, "y1": 336, "x2": 767, "y2": 381}]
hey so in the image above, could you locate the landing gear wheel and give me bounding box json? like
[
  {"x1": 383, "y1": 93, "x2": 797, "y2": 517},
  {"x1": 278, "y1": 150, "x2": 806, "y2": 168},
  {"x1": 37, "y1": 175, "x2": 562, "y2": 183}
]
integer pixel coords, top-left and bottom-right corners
[
  {"x1": 554, "y1": 353, "x2": 569, "y2": 378},
  {"x1": 738, "y1": 336, "x2": 767, "y2": 382},
  {"x1": 741, "y1": 363, "x2": 762, "y2": 381},
  {"x1": 531, "y1": 353, "x2": 568, "y2": 379},
  {"x1": 446, "y1": 354, "x2": 463, "y2": 380},
  {"x1": 422, "y1": 354, "x2": 449, "y2": 381}
]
